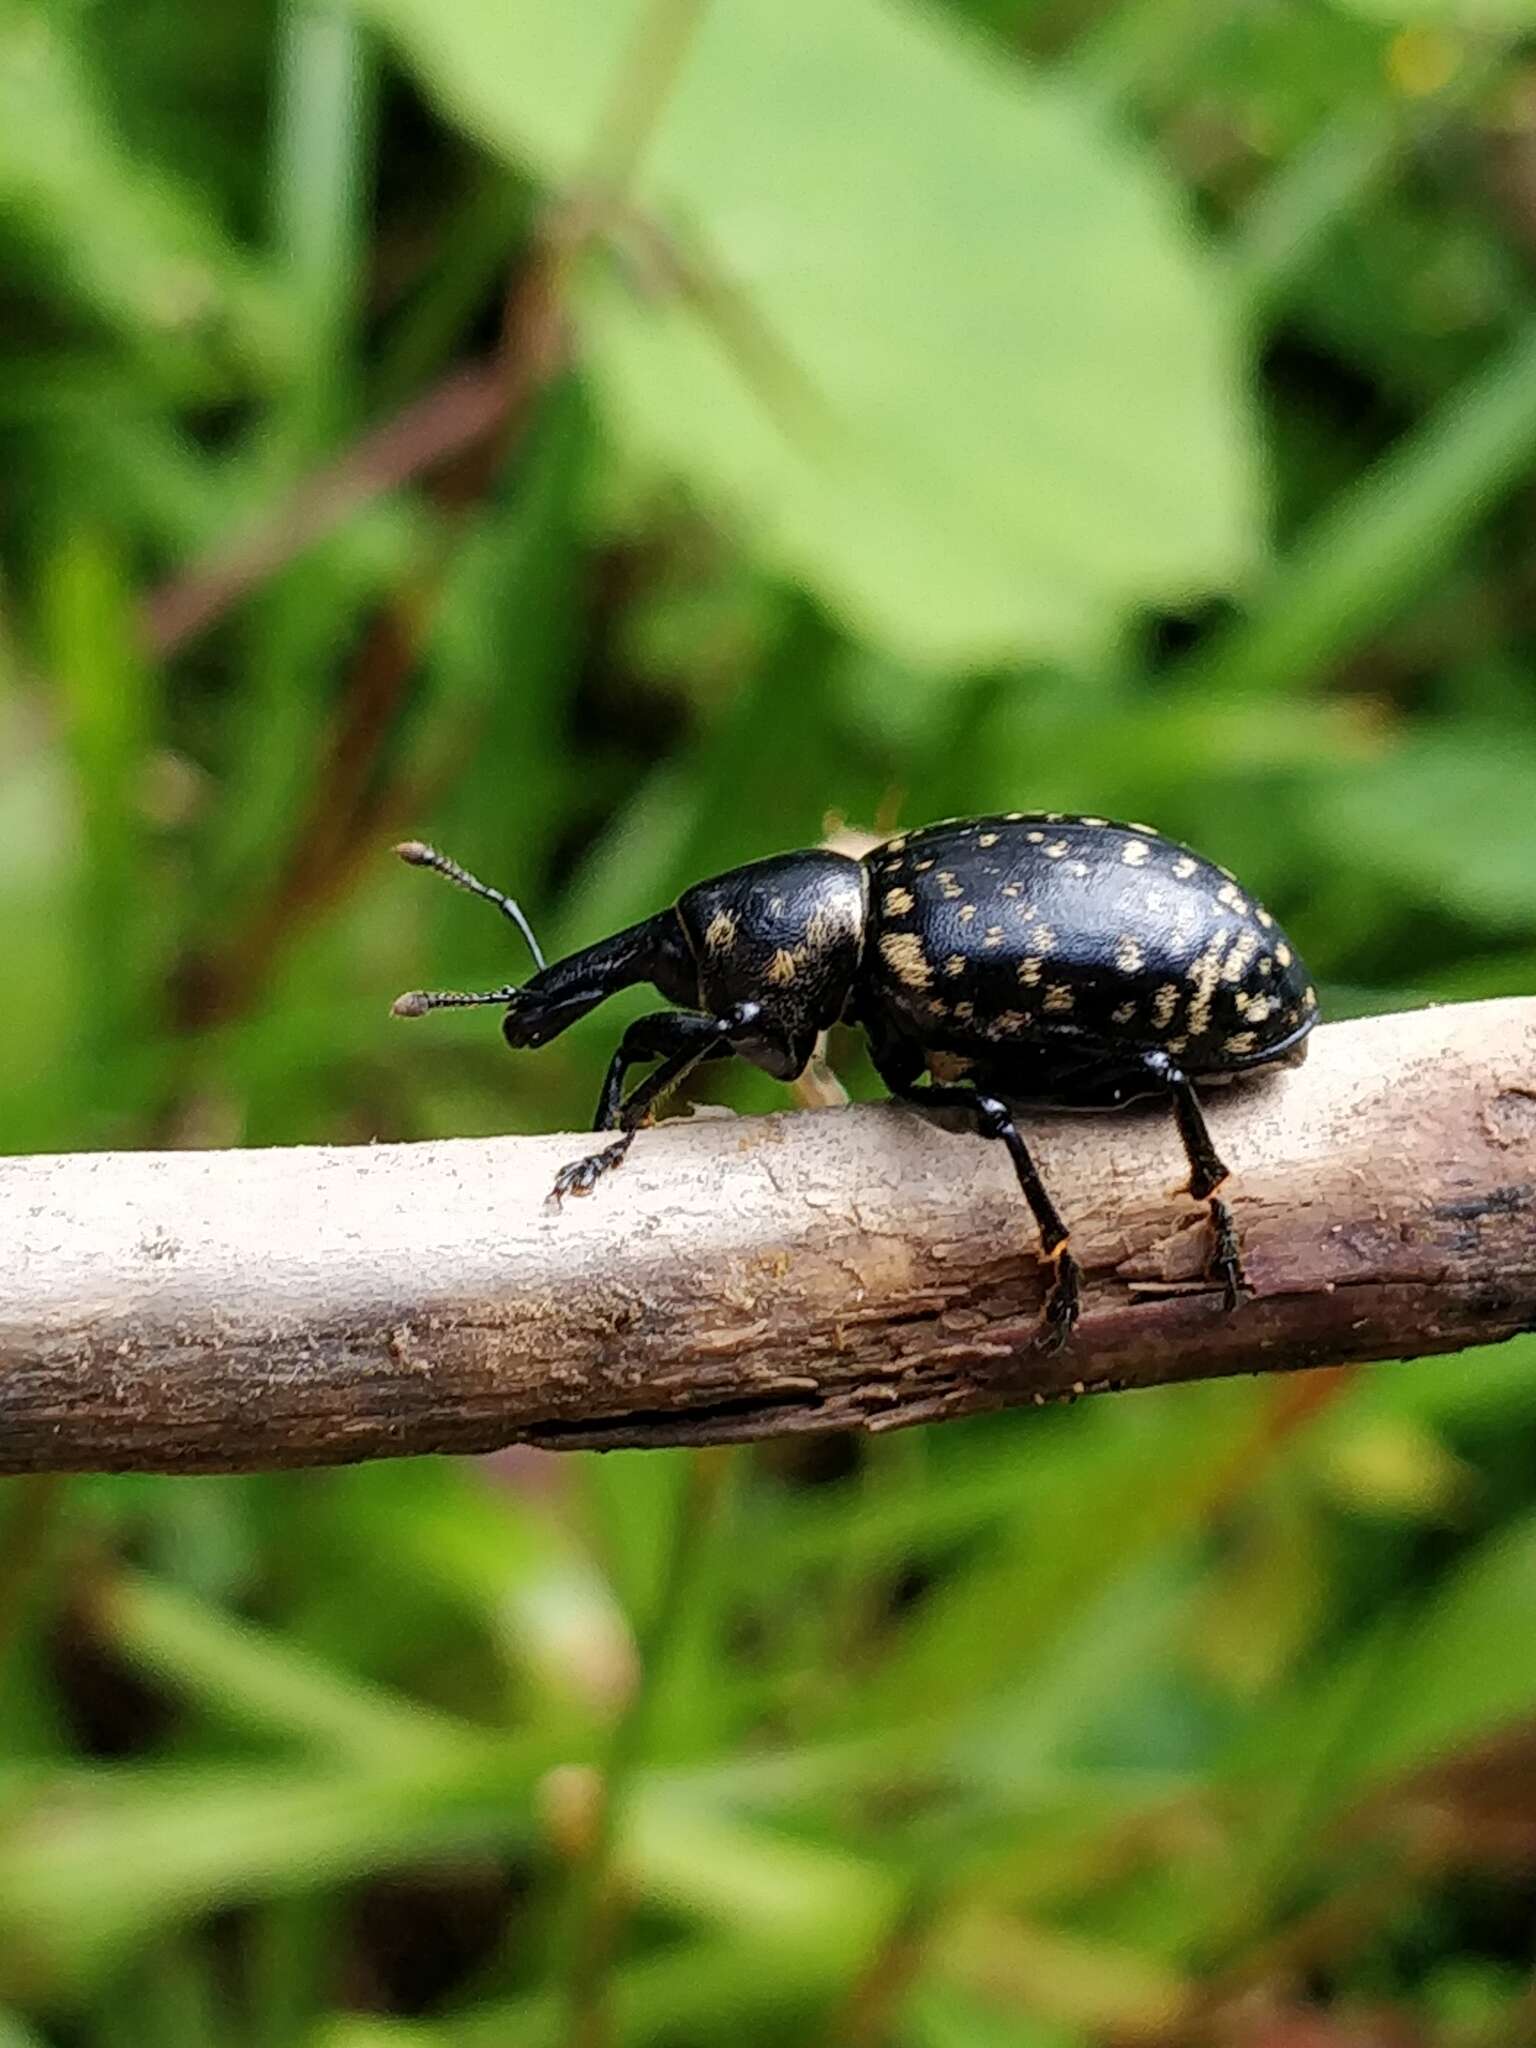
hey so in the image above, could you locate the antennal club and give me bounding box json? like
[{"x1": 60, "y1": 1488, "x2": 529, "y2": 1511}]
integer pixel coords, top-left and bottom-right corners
[
  {"x1": 394, "y1": 840, "x2": 547, "y2": 971},
  {"x1": 391, "y1": 986, "x2": 516, "y2": 1019}
]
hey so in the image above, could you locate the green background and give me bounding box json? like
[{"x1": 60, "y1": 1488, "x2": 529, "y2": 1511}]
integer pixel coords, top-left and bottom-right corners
[{"x1": 3, "y1": 0, "x2": 1536, "y2": 2041}]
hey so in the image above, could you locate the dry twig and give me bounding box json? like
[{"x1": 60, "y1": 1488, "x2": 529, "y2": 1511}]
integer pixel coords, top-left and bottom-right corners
[{"x1": 2, "y1": 999, "x2": 1532, "y2": 1475}]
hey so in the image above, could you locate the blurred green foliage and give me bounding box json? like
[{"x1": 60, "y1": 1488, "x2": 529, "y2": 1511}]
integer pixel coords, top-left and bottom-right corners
[{"x1": 2, "y1": 0, "x2": 1536, "y2": 2042}]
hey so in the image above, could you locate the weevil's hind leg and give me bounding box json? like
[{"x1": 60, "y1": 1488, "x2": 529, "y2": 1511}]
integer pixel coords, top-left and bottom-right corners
[
  {"x1": 549, "y1": 1011, "x2": 733, "y2": 1206},
  {"x1": 1140, "y1": 1051, "x2": 1249, "y2": 1309},
  {"x1": 871, "y1": 1045, "x2": 1081, "y2": 1349}
]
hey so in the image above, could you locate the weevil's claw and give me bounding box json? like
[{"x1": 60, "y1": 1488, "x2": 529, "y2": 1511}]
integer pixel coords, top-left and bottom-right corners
[
  {"x1": 547, "y1": 1135, "x2": 635, "y2": 1209},
  {"x1": 1207, "y1": 1195, "x2": 1250, "y2": 1311},
  {"x1": 1033, "y1": 1243, "x2": 1082, "y2": 1353}
]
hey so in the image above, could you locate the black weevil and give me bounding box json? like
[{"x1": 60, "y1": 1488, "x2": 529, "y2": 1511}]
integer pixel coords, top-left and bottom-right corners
[{"x1": 392, "y1": 815, "x2": 1318, "y2": 1347}]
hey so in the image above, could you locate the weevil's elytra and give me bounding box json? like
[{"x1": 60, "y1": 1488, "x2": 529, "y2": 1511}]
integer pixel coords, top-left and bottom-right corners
[{"x1": 392, "y1": 815, "x2": 1319, "y2": 1351}]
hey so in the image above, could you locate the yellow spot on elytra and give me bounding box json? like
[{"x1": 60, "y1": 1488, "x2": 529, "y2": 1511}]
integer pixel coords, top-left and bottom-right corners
[
  {"x1": 1081, "y1": 816, "x2": 1108, "y2": 827},
  {"x1": 1114, "y1": 936, "x2": 1144, "y2": 974},
  {"x1": 983, "y1": 925, "x2": 1004, "y2": 947},
  {"x1": 1223, "y1": 1030, "x2": 1258, "y2": 1056},
  {"x1": 1027, "y1": 830, "x2": 1045, "y2": 844},
  {"x1": 880, "y1": 931, "x2": 931, "y2": 990},
  {"x1": 1001, "y1": 880, "x2": 1022, "y2": 898},
  {"x1": 1043, "y1": 984, "x2": 1075, "y2": 1014},
  {"x1": 958, "y1": 903, "x2": 977, "y2": 924},
  {"x1": 1018, "y1": 958, "x2": 1043, "y2": 987},
  {"x1": 993, "y1": 1010, "x2": 1027, "y2": 1033},
  {"x1": 1165, "y1": 1035, "x2": 1188, "y2": 1054},
  {"x1": 1045, "y1": 840, "x2": 1069, "y2": 859},
  {"x1": 1216, "y1": 881, "x2": 1249, "y2": 914},
  {"x1": 1152, "y1": 983, "x2": 1180, "y2": 1030},
  {"x1": 1185, "y1": 932, "x2": 1228, "y2": 1039},
  {"x1": 915, "y1": 858, "x2": 934, "y2": 872},
  {"x1": 1304, "y1": 984, "x2": 1317, "y2": 1008},
  {"x1": 884, "y1": 887, "x2": 915, "y2": 917},
  {"x1": 1121, "y1": 839, "x2": 1150, "y2": 867},
  {"x1": 1237, "y1": 991, "x2": 1277, "y2": 1022},
  {"x1": 1275, "y1": 942, "x2": 1292, "y2": 968},
  {"x1": 1111, "y1": 1000, "x2": 1135, "y2": 1025},
  {"x1": 1256, "y1": 906, "x2": 1274, "y2": 929},
  {"x1": 1221, "y1": 930, "x2": 1260, "y2": 984},
  {"x1": 926, "y1": 1050, "x2": 975, "y2": 1082},
  {"x1": 1068, "y1": 860, "x2": 1089, "y2": 877},
  {"x1": 1257, "y1": 956, "x2": 1273, "y2": 978},
  {"x1": 1171, "y1": 854, "x2": 1197, "y2": 880},
  {"x1": 884, "y1": 835, "x2": 907, "y2": 853},
  {"x1": 953, "y1": 1000, "x2": 975, "y2": 1022},
  {"x1": 766, "y1": 948, "x2": 799, "y2": 985},
  {"x1": 704, "y1": 908, "x2": 736, "y2": 952},
  {"x1": 978, "y1": 832, "x2": 999, "y2": 848},
  {"x1": 1029, "y1": 923, "x2": 1056, "y2": 951},
  {"x1": 944, "y1": 954, "x2": 966, "y2": 978}
]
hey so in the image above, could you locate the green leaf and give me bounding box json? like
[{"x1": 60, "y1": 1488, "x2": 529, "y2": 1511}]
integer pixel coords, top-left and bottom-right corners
[
  {"x1": 358, "y1": 0, "x2": 1260, "y2": 665},
  {"x1": 1352, "y1": 1511, "x2": 1536, "y2": 1789},
  {"x1": 0, "y1": 1753, "x2": 548, "y2": 1996},
  {"x1": 0, "y1": 11, "x2": 288, "y2": 390},
  {"x1": 98, "y1": 1570, "x2": 477, "y2": 1766},
  {"x1": 1329, "y1": 0, "x2": 1535, "y2": 29},
  {"x1": 1308, "y1": 732, "x2": 1536, "y2": 934}
]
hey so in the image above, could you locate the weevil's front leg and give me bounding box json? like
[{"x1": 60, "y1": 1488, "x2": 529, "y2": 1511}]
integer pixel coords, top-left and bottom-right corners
[
  {"x1": 1139, "y1": 1050, "x2": 1249, "y2": 1309},
  {"x1": 548, "y1": 1011, "x2": 735, "y2": 1205}
]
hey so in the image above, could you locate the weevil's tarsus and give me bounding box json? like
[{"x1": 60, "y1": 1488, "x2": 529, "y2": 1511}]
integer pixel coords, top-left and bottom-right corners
[
  {"x1": 1205, "y1": 1192, "x2": 1250, "y2": 1311},
  {"x1": 393, "y1": 840, "x2": 546, "y2": 971}
]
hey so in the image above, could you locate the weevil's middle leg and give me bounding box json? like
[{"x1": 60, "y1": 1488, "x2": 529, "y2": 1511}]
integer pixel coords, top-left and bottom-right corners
[
  {"x1": 1140, "y1": 1051, "x2": 1249, "y2": 1309},
  {"x1": 872, "y1": 1047, "x2": 1082, "y2": 1347}
]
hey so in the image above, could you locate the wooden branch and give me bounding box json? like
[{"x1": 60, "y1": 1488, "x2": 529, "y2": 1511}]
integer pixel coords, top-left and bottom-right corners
[{"x1": 2, "y1": 1000, "x2": 1533, "y2": 1474}]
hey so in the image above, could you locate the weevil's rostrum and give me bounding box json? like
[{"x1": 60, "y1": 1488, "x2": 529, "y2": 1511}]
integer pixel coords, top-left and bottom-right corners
[{"x1": 393, "y1": 814, "x2": 1318, "y2": 1350}]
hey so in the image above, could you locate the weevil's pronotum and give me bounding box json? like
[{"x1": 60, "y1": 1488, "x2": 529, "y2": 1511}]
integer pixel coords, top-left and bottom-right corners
[{"x1": 392, "y1": 816, "x2": 1318, "y2": 1348}]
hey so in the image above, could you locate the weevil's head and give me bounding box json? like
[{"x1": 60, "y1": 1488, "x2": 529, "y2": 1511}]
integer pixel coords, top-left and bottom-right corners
[{"x1": 675, "y1": 851, "x2": 867, "y2": 1078}]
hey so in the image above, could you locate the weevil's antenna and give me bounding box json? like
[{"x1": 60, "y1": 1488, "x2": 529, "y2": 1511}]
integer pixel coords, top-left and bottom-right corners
[
  {"x1": 391, "y1": 986, "x2": 517, "y2": 1018},
  {"x1": 394, "y1": 841, "x2": 547, "y2": 972}
]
